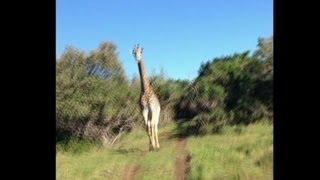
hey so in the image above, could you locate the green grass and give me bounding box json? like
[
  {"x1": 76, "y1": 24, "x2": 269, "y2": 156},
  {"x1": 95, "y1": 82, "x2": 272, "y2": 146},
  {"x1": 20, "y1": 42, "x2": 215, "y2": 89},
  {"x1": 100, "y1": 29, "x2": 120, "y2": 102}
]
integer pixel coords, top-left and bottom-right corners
[
  {"x1": 57, "y1": 123, "x2": 178, "y2": 180},
  {"x1": 57, "y1": 122, "x2": 273, "y2": 180},
  {"x1": 186, "y1": 121, "x2": 273, "y2": 180}
]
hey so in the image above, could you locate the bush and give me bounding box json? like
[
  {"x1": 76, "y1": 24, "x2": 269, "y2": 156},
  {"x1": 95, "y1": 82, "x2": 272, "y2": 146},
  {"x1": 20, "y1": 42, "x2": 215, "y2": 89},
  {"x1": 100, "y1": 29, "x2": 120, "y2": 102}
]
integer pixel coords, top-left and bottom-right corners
[
  {"x1": 56, "y1": 36, "x2": 273, "y2": 141},
  {"x1": 56, "y1": 42, "x2": 141, "y2": 143},
  {"x1": 176, "y1": 37, "x2": 273, "y2": 135},
  {"x1": 56, "y1": 42, "x2": 189, "y2": 143},
  {"x1": 150, "y1": 73, "x2": 190, "y2": 124}
]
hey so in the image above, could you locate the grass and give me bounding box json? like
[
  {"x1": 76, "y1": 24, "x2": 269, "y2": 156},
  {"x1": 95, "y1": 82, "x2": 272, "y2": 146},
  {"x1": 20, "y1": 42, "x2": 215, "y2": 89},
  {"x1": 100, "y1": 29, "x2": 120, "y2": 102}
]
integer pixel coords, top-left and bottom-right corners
[
  {"x1": 57, "y1": 121, "x2": 273, "y2": 180},
  {"x1": 186, "y1": 121, "x2": 273, "y2": 180},
  {"x1": 57, "y1": 123, "x2": 178, "y2": 180}
]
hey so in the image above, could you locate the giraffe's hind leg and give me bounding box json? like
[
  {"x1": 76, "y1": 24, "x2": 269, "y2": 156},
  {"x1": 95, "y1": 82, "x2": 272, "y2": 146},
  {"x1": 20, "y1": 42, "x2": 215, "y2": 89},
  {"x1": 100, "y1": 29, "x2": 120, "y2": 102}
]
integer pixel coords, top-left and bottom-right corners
[
  {"x1": 154, "y1": 108, "x2": 160, "y2": 149},
  {"x1": 150, "y1": 104, "x2": 161, "y2": 149},
  {"x1": 150, "y1": 120, "x2": 156, "y2": 149},
  {"x1": 154, "y1": 122, "x2": 160, "y2": 149},
  {"x1": 148, "y1": 120, "x2": 156, "y2": 150},
  {"x1": 142, "y1": 108, "x2": 148, "y2": 126},
  {"x1": 143, "y1": 108, "x2": 154, "y2": 150}
]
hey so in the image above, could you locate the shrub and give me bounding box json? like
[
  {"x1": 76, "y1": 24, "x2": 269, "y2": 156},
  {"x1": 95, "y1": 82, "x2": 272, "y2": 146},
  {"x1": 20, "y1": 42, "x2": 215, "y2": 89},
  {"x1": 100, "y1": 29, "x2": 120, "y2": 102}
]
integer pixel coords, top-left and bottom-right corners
[
  {"x1": 56, "y1": 42, "x2": 141, "y2": 143},
  {"x1": 176, "y1": 37, "x2": 273, "y2": 135}
]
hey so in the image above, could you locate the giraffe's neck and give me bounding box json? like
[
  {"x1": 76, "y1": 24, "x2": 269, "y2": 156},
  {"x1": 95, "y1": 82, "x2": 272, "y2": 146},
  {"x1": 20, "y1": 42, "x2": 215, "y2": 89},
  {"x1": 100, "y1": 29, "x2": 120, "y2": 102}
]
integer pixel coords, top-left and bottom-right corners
[{"x1": 137, "y1": 60, "x2": 151, "y2": 93}]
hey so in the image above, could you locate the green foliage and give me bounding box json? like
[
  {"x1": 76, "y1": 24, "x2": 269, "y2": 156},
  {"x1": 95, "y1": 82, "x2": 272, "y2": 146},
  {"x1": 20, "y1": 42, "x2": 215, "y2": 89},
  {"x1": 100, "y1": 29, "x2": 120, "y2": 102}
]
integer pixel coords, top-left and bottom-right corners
[
  {"x1": 56, "y1": 36, "x2": 273, "y2": 180},
  {"x1": 56, "y1": 137, "x2": 101, "y2": 154},
  {"x1": 177, "y1": 37, "x2": 273, "y2": 134},
  {"x1": 57, "y1": 36, "x2": 273, "y2": 142},
  {"x1": 254, "y1": 36, "x2": 273, "y2": 62},
  {"x1": 56, "y1": 42, "x2": 140, "y2": 142},
  {"x1": 149, "y1": 73, "x2": 190, "y2": 124}
]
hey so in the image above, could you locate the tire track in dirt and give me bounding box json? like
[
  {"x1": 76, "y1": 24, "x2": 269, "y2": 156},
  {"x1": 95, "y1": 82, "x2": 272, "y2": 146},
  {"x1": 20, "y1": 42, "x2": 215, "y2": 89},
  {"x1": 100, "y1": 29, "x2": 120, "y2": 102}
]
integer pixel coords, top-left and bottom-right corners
[
  {"x1": 123, "y1": 164, "x2": 141, "y2": 180},
  {"x1": 122, "y1": 150, "x2": 148, "y2": 180},
  {"x1": 175, "y1": 138, "x2": 191, "y2": 180}
]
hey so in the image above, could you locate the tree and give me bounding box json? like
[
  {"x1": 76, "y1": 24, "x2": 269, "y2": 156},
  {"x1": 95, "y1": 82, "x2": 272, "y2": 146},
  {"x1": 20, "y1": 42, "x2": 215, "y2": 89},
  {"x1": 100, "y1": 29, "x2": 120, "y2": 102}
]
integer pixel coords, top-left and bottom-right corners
[
  {"x1": 176, "y1": 36, "x2": 273, "y2": 135},
  {"x1": 56, "y1": 42, "x2": 140, "y2": 143},
  {"x1": 254, "y1": 36, "x2": 273, "y2": 62}
]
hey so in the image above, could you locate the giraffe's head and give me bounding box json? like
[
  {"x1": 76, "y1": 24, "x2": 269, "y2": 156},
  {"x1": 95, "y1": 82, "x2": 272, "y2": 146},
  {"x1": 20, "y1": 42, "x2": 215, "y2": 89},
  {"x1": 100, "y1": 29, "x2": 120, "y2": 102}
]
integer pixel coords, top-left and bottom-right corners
[{"x1": 132, "y1": 44, "x2": 144, "y2": 62}]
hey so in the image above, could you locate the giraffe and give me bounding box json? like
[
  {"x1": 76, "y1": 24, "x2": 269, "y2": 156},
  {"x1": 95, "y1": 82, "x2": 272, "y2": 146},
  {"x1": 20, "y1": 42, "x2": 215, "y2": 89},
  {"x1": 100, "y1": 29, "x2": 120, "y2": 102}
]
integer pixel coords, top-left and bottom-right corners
[{"x1": 132, "y1": 44, "x2": 161, "y2": 151}]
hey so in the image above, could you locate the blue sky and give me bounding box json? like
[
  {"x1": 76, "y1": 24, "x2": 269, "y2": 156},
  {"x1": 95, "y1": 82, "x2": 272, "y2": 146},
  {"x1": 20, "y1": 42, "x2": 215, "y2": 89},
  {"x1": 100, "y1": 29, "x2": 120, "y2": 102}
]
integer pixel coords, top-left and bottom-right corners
[{"x1": 57, "y1": 0, "x2": 273, "y2": 80}]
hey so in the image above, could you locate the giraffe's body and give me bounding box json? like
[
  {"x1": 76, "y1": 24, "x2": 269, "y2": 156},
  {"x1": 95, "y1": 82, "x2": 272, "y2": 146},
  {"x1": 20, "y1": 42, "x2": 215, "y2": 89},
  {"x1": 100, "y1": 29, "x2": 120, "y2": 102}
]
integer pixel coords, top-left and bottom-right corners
[{"x1": 133, "y1": 44, "x2": 161, "y2": 150}]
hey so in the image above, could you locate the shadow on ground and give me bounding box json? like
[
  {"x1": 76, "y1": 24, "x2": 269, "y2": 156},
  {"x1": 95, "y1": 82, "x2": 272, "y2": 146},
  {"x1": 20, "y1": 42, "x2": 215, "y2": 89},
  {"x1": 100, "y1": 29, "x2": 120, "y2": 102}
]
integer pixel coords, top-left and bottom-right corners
[{"x1": 112, "y1": 148, "x2": 145, "y2": 155}]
